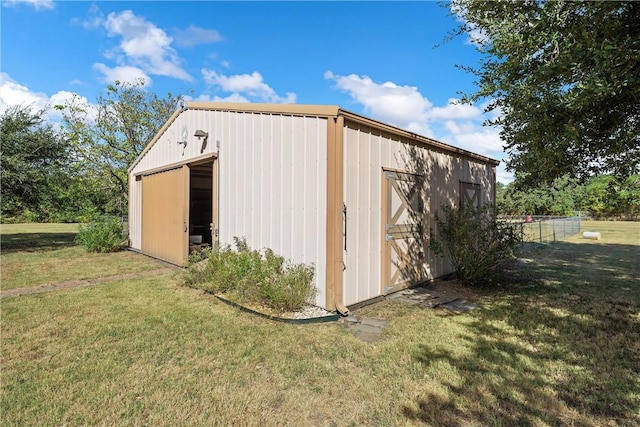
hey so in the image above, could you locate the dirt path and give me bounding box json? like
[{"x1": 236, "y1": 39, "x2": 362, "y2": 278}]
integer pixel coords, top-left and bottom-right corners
[{"x1": 0, "y1": 268, "x2": 176, "y2": 299}]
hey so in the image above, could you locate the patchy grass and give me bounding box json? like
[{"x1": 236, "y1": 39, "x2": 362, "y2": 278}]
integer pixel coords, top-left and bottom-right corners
[
  {"x1": 1, "y1": 221, "x2": 638, "y2": 426},
  {"x1": 1, "y1": 223, "x2": 167, "y2": 291},
  {"x1": 0, "y1": 223, "x2": 79, "y2": 252},
  {"x1": 394, "y1": 221, "x2": 640, "y2": 425}
]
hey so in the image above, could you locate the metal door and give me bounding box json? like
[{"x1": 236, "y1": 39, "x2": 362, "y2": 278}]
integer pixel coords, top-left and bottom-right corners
[
  {"x1": 381, "y1": 169, "x2": 427, "y2": 294},
  {"x1": 141, "y1": 165, "x2": 190, "y2": 265}
]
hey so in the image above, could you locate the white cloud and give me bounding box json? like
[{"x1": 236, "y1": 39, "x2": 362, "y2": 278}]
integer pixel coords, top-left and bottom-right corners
[
  {"x1": 2, "y1": 0, "x2": 54, "y2": 11},
  {"x1": 449, "y1": 0, "x2": 489, "y2": 46},
  {"x1": 325, "y1": 71, "x2": 508, "y2": 164},
  {"x1": 325, "y1": 70, "x2": 432, "y2": 135},
  {"x1": 0, "y1": 73, "x2": 94, "y2": 123},
  {"x1": 430, "y1": 99, "x2": 482, "y2": 120},
  {"x1": 202, "y1": 69, "x2": 296, "y2": 104},
  {"x1": 496, "y1": 163, "x2": 514, "y2": 185},
  {"x1": 0, "y1": 72, "x2": 48, "y2": 112},
  {"x1": 446, "y1": 127, "x2": 504, "y2": 158},
  {"x1": 102, "y1": 10, "x2": 191, "y2": 81},
  {"x1": 46, "y1": 91, "x2": 95, "y2": 123},
  {"x1": 72, "y1": 3, "x2": 104, "y2": 29},
  {"x1": 173, "y1": 25, "x2": 223, "y2": 47},
  {"x1": 93, "y1": 63, "x2": 151, "y2": 86},
  {"x1": 191, "y1": 93, "x2": 251, "y2": 103}
]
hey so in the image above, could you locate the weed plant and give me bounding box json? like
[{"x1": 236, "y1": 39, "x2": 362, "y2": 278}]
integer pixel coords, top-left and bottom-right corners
[
  {"x1": 75, "y1": 216, "x2": 127, "y2": 253},
  {"x1": 182, "y1": 237, "x2": 316, "y2": 312},
  {"x1": 430, "y1": 204, "x2": 521, "y2": 286}
]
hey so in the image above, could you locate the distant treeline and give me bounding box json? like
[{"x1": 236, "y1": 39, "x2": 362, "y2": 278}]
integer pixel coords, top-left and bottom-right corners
[{"x1": 497, "y1": 174, "x2": 640, "y2": 220}]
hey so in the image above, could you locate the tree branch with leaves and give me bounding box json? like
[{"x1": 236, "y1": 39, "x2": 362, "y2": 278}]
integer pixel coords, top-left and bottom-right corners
[
  {"x1": 451, "y1": 0, "x2": 640, "y2": 187},
  {"x1": 57, "y1": 79, "x2": 183, "y2": 215}
]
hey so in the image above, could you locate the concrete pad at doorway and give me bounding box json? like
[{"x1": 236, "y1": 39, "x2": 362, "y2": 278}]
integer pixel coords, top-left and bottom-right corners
[{"x1": 341, "y1": 316, "x2": 389, "y2": 343}]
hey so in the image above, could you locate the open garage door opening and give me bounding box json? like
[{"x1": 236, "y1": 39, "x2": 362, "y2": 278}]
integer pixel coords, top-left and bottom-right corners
[{"x1": 189, "y1": 161, "x2": 216, "y2": 251}]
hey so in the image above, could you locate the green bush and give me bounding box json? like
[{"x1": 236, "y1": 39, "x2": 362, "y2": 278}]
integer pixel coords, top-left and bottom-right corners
[
  {"x1": 75, "y1": 216, "x2": 127, "y2": 253},
  {"x1": 182, "y1": 237, "x2": 316, "y2": 312},
  {"x1": 430, "y1": 204, "x2": 521, "y2": 286}
]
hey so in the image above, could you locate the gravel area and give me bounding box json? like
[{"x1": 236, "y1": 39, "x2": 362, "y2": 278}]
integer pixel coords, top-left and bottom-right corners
[{"x1": 283, "y1": 305, "x2": 336, "y2": 319}]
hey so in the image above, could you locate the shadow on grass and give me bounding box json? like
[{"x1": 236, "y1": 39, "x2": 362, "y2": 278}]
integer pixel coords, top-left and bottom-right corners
[
  {"x1": 518, "y1": 241, "x2": 639, "y2": 300},
  {"x1": 0, "y1": 232, "x2": 78, "y2": 253},
  {"x1": 403, "y1": 241, "x2": 640, "y2": 426}
]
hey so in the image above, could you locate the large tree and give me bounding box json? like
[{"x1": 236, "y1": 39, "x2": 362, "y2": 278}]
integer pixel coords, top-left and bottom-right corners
[
  {"x1": 58, "y1": 79, "x2": 183, "y2": 215},
  {"x1": 452, "y1": 0, "x2": 640, "y2": 187},
  {"x1": 0, "y1": 105, "x2": 69, "y2": 220}
]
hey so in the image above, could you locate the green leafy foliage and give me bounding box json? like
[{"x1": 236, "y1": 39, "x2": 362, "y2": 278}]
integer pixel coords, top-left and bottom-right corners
[
  {"x1": 58, "y1": 79, "x2": 184, "y2": 216},
  {"x1": 182, "y1": 237, "x2": 316, "y2": 312},
  {"x1": 0, "y1": 100, "x2": 142, "y2": 223},
  {"x1": 75, "y1": 216, "x2": 128, "y2": 253},
  {"x1": 430, "y1": 204, "x2": 521, "y2": 286},
  {"x1": 497, "y1": 174, "x2": 585, "y2": 215},
  {"x1": 1, "y1": 106, "x2": 70, "y2": 221},
  {"x1": 451, "y1": 1, "x2": 640, "y2": 186},
  {"x1": 497, "y1": 174, "x2": 640, "y2": 219}
]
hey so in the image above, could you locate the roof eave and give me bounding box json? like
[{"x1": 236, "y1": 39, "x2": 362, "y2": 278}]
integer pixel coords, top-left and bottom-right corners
[
  {"x1": 338, "y1": 108, "x2": 500, "y2": 166},
  {"x1": 187, "y1": 102, "x2": 340, "y2": 118}
]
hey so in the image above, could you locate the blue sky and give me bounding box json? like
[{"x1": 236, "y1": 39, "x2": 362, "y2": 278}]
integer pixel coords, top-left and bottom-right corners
[{"x1": 1, "y1": 0, "x2": 512, "y2": 182}]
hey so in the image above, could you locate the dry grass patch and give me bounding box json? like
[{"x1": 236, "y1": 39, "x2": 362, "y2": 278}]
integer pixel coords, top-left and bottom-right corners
[
  {"x1": 2, "y1": 278, "x2": 409, "y2": 425},
  {"x1": 1, "y1": 223, "x2": 166, "y2": 290},
  {"x1": 1, "y1": 221, "x2": 638, "y2": 426}
]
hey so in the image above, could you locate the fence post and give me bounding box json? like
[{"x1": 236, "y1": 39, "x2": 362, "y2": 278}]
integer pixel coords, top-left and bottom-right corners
[{"x1": 539, "y1": 220, "x2": 542, "y2": 243}]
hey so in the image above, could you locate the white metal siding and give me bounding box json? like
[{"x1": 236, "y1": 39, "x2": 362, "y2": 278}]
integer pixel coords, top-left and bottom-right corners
[
  {"x1": 131, "y1": 109, "x2": 219, "y2": 175},
  {"x1": 129, "y1": 109, "x2": 220, "y2": 252},
  {"x1": 217, "y1": 112, "x2": 328, "y2": 307},
  {"x1": 130, "y1": 108, "x2": 328, "y2": 307},
  {"x1": 129, "y1": 177, "x2": 142, "y2": 250},
  {"x1": 342, "y1": 121, "x2": 495, "y2": 306}
]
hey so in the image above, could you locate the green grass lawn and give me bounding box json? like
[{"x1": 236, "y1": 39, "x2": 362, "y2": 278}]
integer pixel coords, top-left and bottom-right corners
[
  {"x1": 1, "y1": 223, "x2": 166, "y2": 290},
  {"x1": 1, "y1": 221, "x2": 638, "y2": 426}
]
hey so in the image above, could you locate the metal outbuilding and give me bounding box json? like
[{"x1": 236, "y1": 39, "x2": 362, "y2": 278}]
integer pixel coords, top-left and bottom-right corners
[{"x1": 128, "y1": 102, "x2": 498, "y2": 311}]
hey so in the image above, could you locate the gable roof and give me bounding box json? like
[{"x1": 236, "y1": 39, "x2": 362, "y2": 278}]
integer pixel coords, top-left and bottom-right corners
[{"x1": 129, "y1": 102, "x2": 499, "y2": 172}]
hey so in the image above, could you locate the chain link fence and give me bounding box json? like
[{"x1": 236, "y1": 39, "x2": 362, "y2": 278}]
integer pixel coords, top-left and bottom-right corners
[{"x1": 499, "y1": 215, "x2": 582, "y2": 250}]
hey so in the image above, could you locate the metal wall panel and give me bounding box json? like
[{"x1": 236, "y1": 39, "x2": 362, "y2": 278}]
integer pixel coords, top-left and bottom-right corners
[
  {"x1": 130, "y1": 109, "x2": 327, "y2": 306},
  {"x1": 216, "y1": 112, "x2": 329, "y2": 307},
  {"x1": 341, "y1": 121, "x2": 496, "y2": 306},
  {"x1": 131, "y1": 109, "x2": 219, "y2": 176}
]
